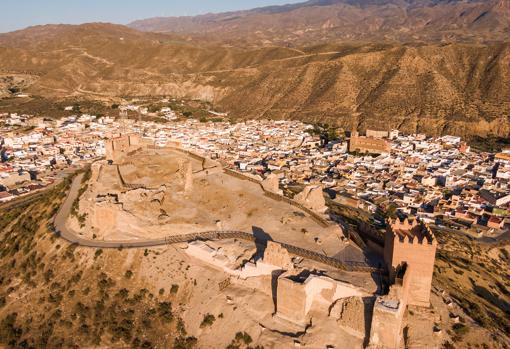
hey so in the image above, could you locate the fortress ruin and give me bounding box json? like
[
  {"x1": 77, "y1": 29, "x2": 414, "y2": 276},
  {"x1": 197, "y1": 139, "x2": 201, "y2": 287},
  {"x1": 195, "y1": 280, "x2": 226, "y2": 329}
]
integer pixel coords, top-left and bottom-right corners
[
  {"x1": 384, "y1": 217, "x2": 437, "y2": 307},
  {"x1": 66, "y1": 136, "x2": 439, "y2": 349},
  {"x1": 368, "y1": 217, "x2": 437, "y2": 349},
  {"x1": 105, "y1": 134, "x2": 143, "y2": 162}
]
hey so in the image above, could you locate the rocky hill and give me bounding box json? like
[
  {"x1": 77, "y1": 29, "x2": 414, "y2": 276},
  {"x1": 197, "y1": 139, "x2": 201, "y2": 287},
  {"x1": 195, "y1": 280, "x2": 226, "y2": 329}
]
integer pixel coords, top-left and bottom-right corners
[
  {"x1": 0, "y1": 23, "x2": 509, "y2": 138},
  {"x1": 130, "y1": 0, "x2": 510, "y2": 45}
]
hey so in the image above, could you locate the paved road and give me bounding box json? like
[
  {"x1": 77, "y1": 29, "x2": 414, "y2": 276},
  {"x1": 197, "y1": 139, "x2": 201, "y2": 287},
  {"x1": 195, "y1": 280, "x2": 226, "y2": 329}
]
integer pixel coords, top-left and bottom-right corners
[
  {"x1": 0, "y1": 164, "x2": 94, "y2": 211},
  {"x1": 0, "y1": 176, "x2": 67, "y2": 211},
  {"x1": 52, "y1": 172, "x2": 382, "y2": 273}
]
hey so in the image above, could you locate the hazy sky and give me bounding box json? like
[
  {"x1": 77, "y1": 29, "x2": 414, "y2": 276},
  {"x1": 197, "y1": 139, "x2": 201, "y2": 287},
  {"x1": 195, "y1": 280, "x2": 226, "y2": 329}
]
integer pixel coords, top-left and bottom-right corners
[{"x1": 0, "y1": 0, "x2": 302, "y2": 33}]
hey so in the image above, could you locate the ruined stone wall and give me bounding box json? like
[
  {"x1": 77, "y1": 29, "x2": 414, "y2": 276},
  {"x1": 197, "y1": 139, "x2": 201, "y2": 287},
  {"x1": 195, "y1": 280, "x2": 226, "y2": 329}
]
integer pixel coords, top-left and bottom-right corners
[
  {"x1": 263, "y1": 241, "x2": 293, "y2": 270},
  {"x1": 106, "y1": 134, "x2": 142, "y2": 162},
  {"x1": 261, "y1": 173, "x2": 283, "y2": 195},
  {"x1": 369, "y1": 295, "x2": 406, "y2": 349},
  {"x1": 105, "y1": 140, "x2": 114, "y2": 161},
  {"x1": 113, "y1": 136, "x2": 130, "y2": 153},
  {"x1": 276, "y1": 273, "x2": 370, "y2": 326},
  {"x1": 128, "y1": 134, "x2": 140, "y2": 146},
  {"x1": 276, "y1": 276, "x2": 307, "y2": 325},
  {"x1": 295, "y1": 185, "x2": 328, "y2": 214},
  {"x1": 332, "y1": 297, "x2": 375, "y2": 339}
]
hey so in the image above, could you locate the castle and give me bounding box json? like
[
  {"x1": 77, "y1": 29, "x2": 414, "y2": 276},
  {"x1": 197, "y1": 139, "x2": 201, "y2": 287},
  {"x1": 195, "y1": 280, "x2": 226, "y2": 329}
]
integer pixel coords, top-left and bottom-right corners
[
  {"x1": 105, "y1": 134, "x2": 142, "y2": 162},
  {"x1": 384, "y1": 217, "x2": 437, "y2": 307},
  {"x1": 266, "y1": 217, "x2": 437, "y2": 349},
  {"x1": 369, "y1": 217, "x2": 437, "y2": 348}
]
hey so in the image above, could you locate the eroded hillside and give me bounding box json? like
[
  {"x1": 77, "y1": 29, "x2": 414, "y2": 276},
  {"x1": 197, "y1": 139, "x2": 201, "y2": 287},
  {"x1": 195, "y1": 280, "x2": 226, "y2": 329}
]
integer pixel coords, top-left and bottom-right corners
[
  {"x1": 130, "y1": 0, "x2": 510, "y2": 44},
  {"x1": 0, "y1": 178, "x2": 196, "y2": 348},
  {"x1": 0, "y1": 24, "x2": 509, "y2": 139}
]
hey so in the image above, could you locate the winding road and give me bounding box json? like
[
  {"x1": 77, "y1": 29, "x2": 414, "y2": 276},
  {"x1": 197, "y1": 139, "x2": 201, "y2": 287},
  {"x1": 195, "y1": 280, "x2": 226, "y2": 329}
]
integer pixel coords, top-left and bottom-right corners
[{"x1": 52, "y1": 172, "x2": 382, "y2": 273}]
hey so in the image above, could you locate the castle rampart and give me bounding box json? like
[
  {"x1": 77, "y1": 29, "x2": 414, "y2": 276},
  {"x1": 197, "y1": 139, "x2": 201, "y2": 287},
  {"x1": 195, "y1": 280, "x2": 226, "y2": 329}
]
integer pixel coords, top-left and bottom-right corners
[
  {"x1": 384, "y1": 218, "x2": 437, "y2": 308},
  {"x1": 106, "y1": 134, "x2": 142, "y2": 162}
]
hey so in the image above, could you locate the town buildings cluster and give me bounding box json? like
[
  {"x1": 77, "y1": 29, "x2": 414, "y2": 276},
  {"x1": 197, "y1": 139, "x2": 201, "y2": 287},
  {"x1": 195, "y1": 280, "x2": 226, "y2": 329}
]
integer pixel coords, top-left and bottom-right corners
[{"x1": 1, "y1": 109, "x2": 508, "y2": 236}]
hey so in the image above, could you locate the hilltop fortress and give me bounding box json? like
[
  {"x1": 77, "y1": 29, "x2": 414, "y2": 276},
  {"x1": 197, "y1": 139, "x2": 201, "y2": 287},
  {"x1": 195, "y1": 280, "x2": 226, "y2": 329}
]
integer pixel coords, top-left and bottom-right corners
[
  {"x1": 369, "y1": 218, "x2": 438, "y2": 349},
  {"x1": 67, "y1": 134, "x2": 439, "y2": 349}
]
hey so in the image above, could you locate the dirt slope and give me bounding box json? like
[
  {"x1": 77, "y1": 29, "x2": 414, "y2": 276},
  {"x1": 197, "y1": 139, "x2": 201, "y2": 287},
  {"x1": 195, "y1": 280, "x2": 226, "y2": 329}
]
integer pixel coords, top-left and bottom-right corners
[{"x1": 0, "y1": 23, "x2": 509, "y2": 138}]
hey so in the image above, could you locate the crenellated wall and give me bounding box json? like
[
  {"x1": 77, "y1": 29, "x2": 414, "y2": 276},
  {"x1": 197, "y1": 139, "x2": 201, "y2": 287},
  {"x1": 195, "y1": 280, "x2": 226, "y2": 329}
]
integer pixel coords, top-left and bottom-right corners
[
  {"x1": 105, "y1": 134, "x2": 142, "y2": 162},
  {"x1": 384, "y1": 218, "x2": 437, "y2": 308}
]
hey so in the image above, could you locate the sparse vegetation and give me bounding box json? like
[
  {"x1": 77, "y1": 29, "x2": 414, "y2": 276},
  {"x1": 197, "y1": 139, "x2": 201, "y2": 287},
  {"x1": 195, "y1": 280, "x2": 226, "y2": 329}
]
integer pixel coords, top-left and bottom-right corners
[
  {"x1": 94, "y1": 249, "x2": 103, "y2": 260},
  {"x1": 200, "y1": 313, "x2": 215, "y2": 328},
  {"x1": 226, "y1": 331, "x2": 258, "y2": 349},
  {"x1": 434, "y1": 229, "x2": 510, "y2": 343},
  {"x1": 0, "y1": 181, "x2": 187, "y2": 348}
]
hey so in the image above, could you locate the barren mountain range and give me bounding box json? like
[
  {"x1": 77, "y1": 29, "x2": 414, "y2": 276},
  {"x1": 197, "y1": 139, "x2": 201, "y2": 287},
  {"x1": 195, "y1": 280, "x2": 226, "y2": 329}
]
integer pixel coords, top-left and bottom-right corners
[
  {"x1": 0, "y1": 0, "x2": 509, "y2": 138},
  {"x1": 130, "y1": 0, "x2": 510, "y2": 44}
]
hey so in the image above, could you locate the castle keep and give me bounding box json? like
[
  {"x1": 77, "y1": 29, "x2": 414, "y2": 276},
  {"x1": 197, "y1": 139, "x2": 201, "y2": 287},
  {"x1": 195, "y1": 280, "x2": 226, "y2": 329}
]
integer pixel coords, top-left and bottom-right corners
[
  {"x1": 105, "y1": 134, "x2": 142, "y2": 162},
  {"x1": 369, "y1": 217, "x2": 437, "y2": 348},
  {"x1": 384, "y1": 217, "x2": 437, "y2": 307}
]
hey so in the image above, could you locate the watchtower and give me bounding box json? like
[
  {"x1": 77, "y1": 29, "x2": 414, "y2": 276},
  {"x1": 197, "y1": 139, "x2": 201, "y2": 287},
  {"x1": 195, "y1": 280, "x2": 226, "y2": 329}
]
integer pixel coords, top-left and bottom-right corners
[{"x1": 384, "y1": 217, "x2": 437, "y2": 307}]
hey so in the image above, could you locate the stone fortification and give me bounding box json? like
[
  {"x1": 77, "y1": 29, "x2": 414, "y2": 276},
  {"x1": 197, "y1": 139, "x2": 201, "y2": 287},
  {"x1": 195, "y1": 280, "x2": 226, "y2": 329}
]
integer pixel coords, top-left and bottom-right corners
[
  {"x1": 276, "y1": 272, "x2": 368, "y2": 326},
  {"x1": 294, "y1": 185, "x2": 328, "y2": 214},
  {"x1": 105, "y1": 134, "x2": 142, "y2": 162},
  {"x1": 331, "y1": 296, "x2": 375, "y2": 339},
  {"x1": 369, "y1": 264, "x2": 414, "y2": 349},
  {"x1": 263, "y1": 241, "x2": 293, "y2": 270},
  {"x1": 261, "y1": 173, "x2": 283, "y2": 195},
  {"x1": 384, "y1": 218, "x2": 437, "y2": 307}
]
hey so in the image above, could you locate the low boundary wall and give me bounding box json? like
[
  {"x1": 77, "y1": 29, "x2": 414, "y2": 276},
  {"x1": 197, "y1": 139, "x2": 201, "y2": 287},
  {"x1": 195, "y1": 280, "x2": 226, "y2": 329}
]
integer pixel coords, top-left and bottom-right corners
[{"x1": 222, "y1": 168, "x2": 330, "y2": 228}]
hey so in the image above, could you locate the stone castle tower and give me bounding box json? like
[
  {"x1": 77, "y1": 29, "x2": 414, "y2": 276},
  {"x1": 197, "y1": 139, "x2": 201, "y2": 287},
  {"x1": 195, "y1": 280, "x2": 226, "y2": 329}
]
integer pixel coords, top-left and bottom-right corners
[
  {"x1": 383, "y1": 217, "x2": 437, "y2": 307},
  {"x1": 105, "y1": 134, "x2": 141, "y2": 162}
]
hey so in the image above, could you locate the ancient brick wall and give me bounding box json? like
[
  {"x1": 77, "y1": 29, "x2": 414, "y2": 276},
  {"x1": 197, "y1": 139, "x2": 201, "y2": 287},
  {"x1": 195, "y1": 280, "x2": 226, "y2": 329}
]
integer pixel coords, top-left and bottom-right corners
[
  {"x1": 369, "y1": 295, "x2": 406, "y2": 349},
  {"x1": 263, "y1": 241, "x2": 293, "y2": 270},
  {"x1": 391, "y1": 239, "x2": 437, "y2": 307},
  {"x1": 106, "y1": 134, "x2": 142, "y2": 162}
]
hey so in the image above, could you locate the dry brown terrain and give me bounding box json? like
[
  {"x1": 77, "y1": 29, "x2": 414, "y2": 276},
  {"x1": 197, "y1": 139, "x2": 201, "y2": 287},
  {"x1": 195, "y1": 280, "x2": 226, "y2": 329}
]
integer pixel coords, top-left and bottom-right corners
[
  {"x1": 1, "y1": 169, "x2": 508, "y2": 348},
  {"x1": 0, "y1": 185, "x2": 374, "y2": 349},
  {"x1": 70, "y1": 148, "x2": 347, "y2": 257},
  {"x1": 433, "y1": 230, "x2": 510, "y2": 348},
  {"x1": 130, "y1": 0, "x2": 510, "y2": 45},
  {"x1": 0, "y1": 23, "x2": 509, "y2": 139}
]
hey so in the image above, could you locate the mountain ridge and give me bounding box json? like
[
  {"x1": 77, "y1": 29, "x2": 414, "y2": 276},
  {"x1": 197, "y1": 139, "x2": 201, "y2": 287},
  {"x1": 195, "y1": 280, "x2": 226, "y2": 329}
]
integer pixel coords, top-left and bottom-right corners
[
  {"x1": 0, "y1": 23, "x2": 509, "y2": 139},
  {"x1": 129, "y1": 0, "x2": 510, "y2": 45}
]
